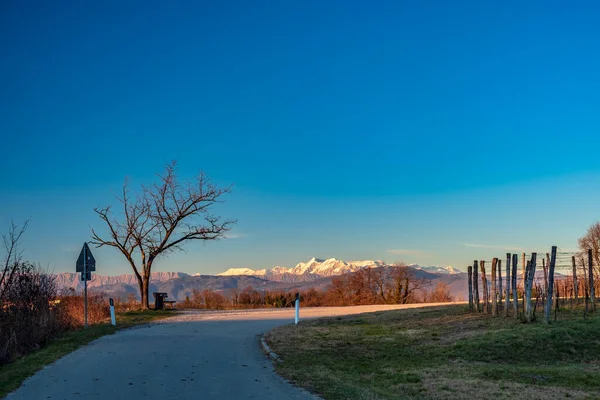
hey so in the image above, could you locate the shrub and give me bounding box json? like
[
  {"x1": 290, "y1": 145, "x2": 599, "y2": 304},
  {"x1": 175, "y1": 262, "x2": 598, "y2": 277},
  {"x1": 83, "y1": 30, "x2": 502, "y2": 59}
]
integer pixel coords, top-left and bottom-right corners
[
  {"x1": 0, "y1": 263, "x2": 60, "y2": 364},
  {"x1": 55, "y1": 289, "x2": 110, "y2": 329}
]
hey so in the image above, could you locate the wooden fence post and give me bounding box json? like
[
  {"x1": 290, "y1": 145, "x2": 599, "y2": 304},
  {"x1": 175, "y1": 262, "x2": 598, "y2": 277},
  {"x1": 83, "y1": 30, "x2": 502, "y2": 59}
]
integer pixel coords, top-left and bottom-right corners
[
  {"x1": 524, "y1": 260, "x2": 530, "y2": 317},
  {"x1": 498, "y1": 259, "x2": 503, "y2": 310},
  {"x1": 542, "y1": 257, "x2": 548, "y2": 295},
  {"x1": 545, "y1": 253, "x2": 550, "y2": 293},
  {"x1": 468, "y1": 266, "x2": 473, "y2": 311},
  {"x1": 491, "y1": 258, "x2": 498, "y2": 316},
  {"x1": 473, "y1": 260, "x2": 479, "y2": 312},
  {"x1": 525, "y1": 253, "x2": 537, "y2": 323},
  {"x1": 480, "y1": 260, "x2": 488, "y2": 314},
  {"x1": 544, "y1": 246, "x2": 557, "y2": 324},
  {"x1": 512, "y1": 253, "x2": 518, "y2": 319},
  {"x1": 505, "y1": 253, "x2": 511, "y2": 317},
  {"x1": 522, "y1": 252, "x2": 526, "y2": 293},
  {"x1": 589, "y1": 249, "x2": 595, "y2": 312},
  {"x1": 572, "y1": 255, "x2": 578, "y2": 304}
]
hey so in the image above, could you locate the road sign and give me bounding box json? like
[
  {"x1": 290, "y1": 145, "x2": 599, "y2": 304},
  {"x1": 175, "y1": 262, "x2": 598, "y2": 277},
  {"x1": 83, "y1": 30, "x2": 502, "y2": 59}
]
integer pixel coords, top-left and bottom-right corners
[
  {"x1": 76, "y1": 242, "x2": 96, "y2": 329},
  {"x1": 76, "y1": 243, "x2": 96, "y2": 272}
]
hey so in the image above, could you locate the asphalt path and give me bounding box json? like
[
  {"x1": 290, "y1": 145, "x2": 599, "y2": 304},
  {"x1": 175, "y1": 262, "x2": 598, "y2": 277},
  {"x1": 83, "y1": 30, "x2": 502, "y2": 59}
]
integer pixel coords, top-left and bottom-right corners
[{"x1": 7, "y1": 304, "x2": 451, "y2": 400}]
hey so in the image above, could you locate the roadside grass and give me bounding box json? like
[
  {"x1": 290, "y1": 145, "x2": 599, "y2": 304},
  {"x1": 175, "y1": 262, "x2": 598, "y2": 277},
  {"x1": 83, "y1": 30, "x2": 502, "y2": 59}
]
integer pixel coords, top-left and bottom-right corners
[
  {"x1": 266, "y1": 305, "x2": 600, "y2": 399},
  {"x1": 0, "y1": 310, "x2": 174, "y2": 398}
]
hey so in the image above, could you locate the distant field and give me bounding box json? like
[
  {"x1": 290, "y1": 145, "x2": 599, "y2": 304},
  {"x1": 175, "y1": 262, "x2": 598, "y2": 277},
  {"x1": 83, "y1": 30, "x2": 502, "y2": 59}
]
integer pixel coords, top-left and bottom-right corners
[{"x1": 266, "y1": 305, "x2": 600, "y2": 399}]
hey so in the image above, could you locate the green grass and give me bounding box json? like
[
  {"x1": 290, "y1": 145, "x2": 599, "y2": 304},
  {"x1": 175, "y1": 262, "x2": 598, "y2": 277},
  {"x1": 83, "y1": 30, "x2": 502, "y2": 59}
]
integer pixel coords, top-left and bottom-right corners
[
  {"x1": 266, "y1": 305, "x2": 600, "y2": 399},
  {"x1": 0, "y1": 310, "x2": 174, "y2": 398}
]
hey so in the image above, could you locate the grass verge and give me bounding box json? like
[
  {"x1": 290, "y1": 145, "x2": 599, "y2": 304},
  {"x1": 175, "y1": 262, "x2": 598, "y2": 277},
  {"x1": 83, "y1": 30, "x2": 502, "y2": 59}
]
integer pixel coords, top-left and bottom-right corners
[
  {"x1": 0, "y1": 310, "x2": 174, "y2": 398},
  {"x1": 266, "y1": 305, "x2": 600, "y2": 399}
]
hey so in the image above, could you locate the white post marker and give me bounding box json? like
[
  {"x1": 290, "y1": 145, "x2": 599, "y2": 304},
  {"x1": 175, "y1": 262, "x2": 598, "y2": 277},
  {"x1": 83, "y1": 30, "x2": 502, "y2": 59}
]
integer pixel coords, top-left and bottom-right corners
[
  {"x1": 294, "y1": 292, "x2": 300, "y2": 325},
  {"x1": 109, "y1": 298, "x2": 116, "y2": 326}
]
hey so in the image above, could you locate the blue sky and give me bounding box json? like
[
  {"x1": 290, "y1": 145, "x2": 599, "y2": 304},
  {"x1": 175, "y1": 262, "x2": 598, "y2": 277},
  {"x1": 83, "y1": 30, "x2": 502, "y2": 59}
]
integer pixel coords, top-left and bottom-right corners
[{"x1": 1, "y1": 1, "x2": 600, "y2": 275}]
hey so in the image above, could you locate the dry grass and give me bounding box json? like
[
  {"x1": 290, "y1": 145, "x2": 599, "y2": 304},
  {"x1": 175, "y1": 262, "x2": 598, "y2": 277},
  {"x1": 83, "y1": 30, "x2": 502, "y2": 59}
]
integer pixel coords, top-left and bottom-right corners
[{"x1": 266, "y1": 305, "x2": 600, "y2": 399}]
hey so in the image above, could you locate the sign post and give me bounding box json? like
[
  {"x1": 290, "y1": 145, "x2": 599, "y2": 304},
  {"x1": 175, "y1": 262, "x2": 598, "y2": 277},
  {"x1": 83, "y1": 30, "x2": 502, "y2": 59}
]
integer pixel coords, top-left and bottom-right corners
[{"x1": 76, "y1": 242, "x2": 96, "y2": 329}]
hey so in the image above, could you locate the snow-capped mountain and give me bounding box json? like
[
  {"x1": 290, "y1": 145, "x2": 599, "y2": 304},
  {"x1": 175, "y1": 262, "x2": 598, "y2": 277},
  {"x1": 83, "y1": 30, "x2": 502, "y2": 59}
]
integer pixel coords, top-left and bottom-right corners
[
  {"x1": 412, "y1": 265, "x2": 462, "y2": 275},
  {"x1": 219, "y1": 258, "x2": 397, "y2": 282}
]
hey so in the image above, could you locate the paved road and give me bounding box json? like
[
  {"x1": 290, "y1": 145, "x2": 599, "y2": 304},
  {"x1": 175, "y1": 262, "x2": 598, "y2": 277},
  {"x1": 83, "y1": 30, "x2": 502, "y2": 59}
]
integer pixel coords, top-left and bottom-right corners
[{"x1": 7, "y1": 304, "x2": 450, "y2": 400}]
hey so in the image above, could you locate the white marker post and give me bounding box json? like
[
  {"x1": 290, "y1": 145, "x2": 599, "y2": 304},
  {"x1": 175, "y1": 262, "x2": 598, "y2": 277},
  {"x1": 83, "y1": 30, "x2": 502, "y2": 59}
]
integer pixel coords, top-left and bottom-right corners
[
  {"x1": 109, "y1": 298, "x2": 116, "y2": 326},
  {"x1": 294, "y1": 292, "x2": 300, "y2": 325}
]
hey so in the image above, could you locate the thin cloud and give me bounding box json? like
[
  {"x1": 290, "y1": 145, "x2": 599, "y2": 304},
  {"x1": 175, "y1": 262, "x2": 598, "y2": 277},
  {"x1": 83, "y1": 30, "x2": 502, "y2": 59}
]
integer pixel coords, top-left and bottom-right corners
[
  {"x1": 387, "y1": 249, "x2": 426, "y2": 256},
  {"x1": 463, "y1": 243, "x2": 524, "y2": 252},
  {"x1": 224, "y1": 233, "x2": 245, "y2": 239}
]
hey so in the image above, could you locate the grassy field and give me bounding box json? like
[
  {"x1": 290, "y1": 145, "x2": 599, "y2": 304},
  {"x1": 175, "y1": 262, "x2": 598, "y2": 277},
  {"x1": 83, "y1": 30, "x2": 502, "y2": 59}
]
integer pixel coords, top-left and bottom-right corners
[
  {"x1": 266, "y1": 304, "x2": 600, "y2": 399},
  {"x1": 0, "y1": 310, "x2": 174, "y2": 398}
]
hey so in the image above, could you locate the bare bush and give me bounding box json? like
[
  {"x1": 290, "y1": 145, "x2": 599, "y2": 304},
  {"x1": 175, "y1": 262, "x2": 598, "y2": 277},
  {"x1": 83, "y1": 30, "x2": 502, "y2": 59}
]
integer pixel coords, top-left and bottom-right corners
[
  {"x1": 0, "y1": 262, "x2": 60, "y2": 364},
  {"x1": 56, "y1": 290, "x2": 110, "y2": 329}
]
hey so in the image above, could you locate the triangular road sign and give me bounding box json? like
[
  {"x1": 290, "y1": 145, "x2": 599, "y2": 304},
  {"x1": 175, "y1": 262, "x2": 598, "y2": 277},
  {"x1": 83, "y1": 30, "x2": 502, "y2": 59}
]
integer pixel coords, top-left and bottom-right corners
[{"x1": 76, "y1": 242, "x2": 96, "y2": 272}]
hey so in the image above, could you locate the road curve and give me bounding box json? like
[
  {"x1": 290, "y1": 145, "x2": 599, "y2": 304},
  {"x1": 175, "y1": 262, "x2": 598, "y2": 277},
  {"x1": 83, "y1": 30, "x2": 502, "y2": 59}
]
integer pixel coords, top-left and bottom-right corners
[{"x1": 7, "y1": 304, "x2": 453, "y2": 400}]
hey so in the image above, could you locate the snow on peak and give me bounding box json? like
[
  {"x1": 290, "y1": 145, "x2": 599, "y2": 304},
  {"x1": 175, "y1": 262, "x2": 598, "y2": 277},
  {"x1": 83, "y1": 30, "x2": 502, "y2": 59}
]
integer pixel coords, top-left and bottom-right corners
[
  {"x1": 217, "y1": 268, "x2": 260, "y2": 276},
  {"x1": 214, "y1": 258, "x2": 460, "y2": 281},
  {"x1": 413, "y1": 265, "x2": 462, "y2": 274}
]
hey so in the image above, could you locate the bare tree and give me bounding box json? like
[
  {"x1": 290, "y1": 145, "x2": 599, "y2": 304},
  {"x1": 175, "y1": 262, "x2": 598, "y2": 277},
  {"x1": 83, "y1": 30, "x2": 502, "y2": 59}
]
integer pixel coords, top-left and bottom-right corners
[
  {"x1": 91, "y1": 162, "x2": 235, "y2": 309},
  {"x1": 1, "y1": 220, "x2": 29, "y2": 301},
  {"x1": 389, "y1": 262, "x2": 428, "y2": 304},
  {"x1": 578, "y1": 222, "x2": 600, "y2": 278}
]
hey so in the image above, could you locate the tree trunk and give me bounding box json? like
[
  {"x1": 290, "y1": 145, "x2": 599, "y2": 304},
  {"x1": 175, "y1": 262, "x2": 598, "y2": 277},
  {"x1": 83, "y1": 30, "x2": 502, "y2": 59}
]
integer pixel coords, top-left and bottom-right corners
[{"x1": 138, "y1": 274, "x2": 151, "y2": 309}]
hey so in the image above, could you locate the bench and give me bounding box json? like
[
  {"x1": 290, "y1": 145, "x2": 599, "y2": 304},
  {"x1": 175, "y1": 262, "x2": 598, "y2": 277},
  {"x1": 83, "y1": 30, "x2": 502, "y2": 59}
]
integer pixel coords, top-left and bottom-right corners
[{"x1": 164, "y1": 300, "x2": 177, "y2": 309}]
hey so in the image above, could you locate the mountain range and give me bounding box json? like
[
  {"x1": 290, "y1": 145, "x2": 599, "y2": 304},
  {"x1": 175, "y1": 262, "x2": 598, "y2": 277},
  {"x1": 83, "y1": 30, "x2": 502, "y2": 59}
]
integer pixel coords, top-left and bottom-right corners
[
  {"x1": 52, "y1": 258, "x2": 467, "y2": 302},
  {"x1": 217, "y1": 258, "x2": 461, "y2": 282}
]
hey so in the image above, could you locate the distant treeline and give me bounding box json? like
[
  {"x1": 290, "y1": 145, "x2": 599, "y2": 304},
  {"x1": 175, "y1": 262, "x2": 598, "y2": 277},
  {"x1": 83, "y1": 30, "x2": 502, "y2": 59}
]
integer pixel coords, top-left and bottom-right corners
[{"x1": 180, "y1": 266, "x2": 454, "y2": 309}]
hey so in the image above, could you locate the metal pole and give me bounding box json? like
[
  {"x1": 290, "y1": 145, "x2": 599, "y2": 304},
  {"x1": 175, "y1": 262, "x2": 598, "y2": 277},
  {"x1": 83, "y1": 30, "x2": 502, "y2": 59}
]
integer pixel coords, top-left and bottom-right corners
[{"x1": 84, "y1": 243, "x2": 88, "y2": 329}]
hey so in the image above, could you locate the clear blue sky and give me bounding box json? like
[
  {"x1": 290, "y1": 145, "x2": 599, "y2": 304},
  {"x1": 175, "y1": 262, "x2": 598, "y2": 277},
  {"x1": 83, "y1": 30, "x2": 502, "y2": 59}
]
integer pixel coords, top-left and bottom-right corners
[{"x1": 2, "y1": 1, "x2": 600, "y2": 275}]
